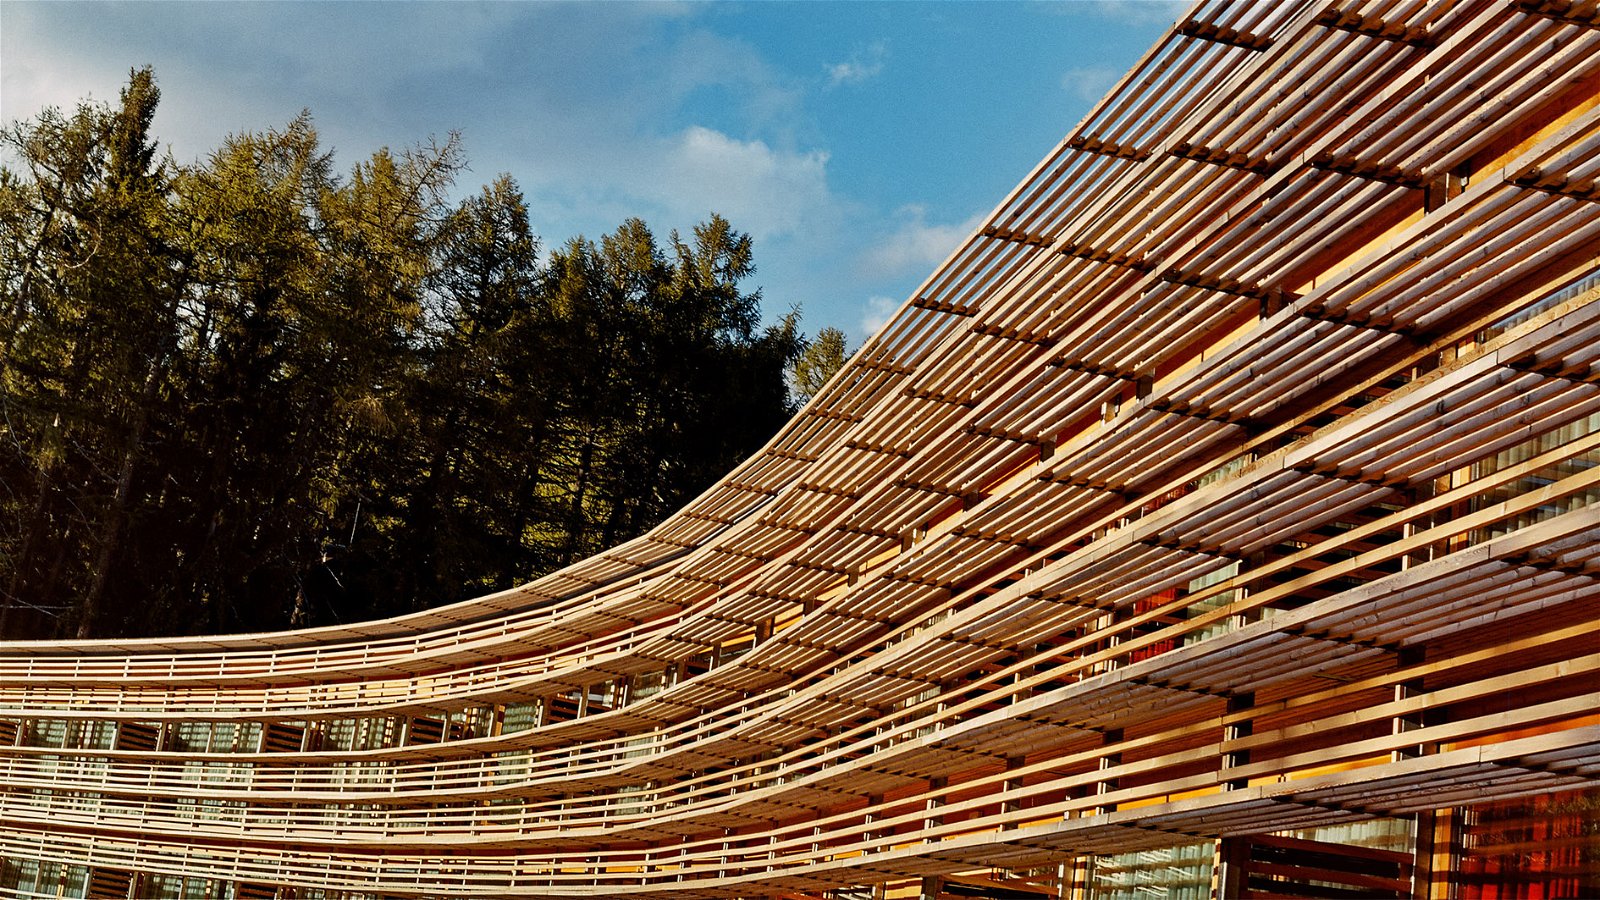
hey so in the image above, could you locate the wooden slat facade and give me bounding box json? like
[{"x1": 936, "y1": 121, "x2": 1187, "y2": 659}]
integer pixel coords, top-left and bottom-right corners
[{"x1": 3, "y1": 1, "x2": 1599, "y2": 898}]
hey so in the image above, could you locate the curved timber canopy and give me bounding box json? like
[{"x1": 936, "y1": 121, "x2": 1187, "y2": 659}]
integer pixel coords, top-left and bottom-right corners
[{"x1": 3, "y1": 1, "x2": 1600, "y2": 898}]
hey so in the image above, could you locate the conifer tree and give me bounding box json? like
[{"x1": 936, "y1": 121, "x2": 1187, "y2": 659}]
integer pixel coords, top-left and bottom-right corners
[
  {"x1": 790, "y1": 326, "x2": 852, "y2": 404},
  {"x1": 0, "y1": 70, "x2": 813, "y2": 639}
]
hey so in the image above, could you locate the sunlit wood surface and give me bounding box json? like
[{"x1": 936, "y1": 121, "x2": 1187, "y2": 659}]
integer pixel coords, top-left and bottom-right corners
[{"x1": 3, "y1": 1, "x2": 1599, "y2": 897}]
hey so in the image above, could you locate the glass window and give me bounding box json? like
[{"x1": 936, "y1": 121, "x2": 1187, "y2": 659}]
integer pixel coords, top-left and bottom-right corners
[{"x1": 1086, "y1": 840, "x2": 1215, "y2": 900}]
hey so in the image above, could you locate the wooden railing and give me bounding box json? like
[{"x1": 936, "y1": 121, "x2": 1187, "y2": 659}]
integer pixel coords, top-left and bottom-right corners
[{"x1": 3, "y1": 1, "x2": 1598, "y2": 896}]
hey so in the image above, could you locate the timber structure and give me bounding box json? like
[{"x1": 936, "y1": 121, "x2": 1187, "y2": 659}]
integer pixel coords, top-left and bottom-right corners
[{"x1": 4, "y1": 1, "x2": 1600, "y2": 897}]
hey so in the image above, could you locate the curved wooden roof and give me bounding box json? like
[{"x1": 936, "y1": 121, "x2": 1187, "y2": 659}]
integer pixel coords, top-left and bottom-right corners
[{"x1": 3, "y1": 1, "x2": 1599, "y2": 896}]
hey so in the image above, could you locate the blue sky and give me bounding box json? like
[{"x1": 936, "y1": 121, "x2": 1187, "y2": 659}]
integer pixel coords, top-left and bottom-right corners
[{"x1": 1, "y1": 1, "x2": 1181, "y2": 344}]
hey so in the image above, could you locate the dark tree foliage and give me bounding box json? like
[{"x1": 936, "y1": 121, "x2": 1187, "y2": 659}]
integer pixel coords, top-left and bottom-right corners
[{"x1": 0, "y1": 70, "x2": 811, "y2": 639}]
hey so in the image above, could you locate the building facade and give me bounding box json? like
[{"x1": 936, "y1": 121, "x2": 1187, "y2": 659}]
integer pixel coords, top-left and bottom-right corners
[{"x1": 3, "y1": 1, "x2": 1599, "y2": 897}]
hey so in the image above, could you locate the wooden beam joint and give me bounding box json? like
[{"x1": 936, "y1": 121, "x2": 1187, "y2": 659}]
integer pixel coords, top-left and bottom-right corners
[
  {"x1": 1171, "y1": 142, "x2": 1274, "y2": 174},
  {"x1": 795, "y1": 482, "x2": 863, "y2": 499},
  {"x1": 1059, "y1": 241, "x2": 1156, "y2": 272},
  {"x1": 843, "y1": 439, "x2": 915, "y2": 457},
  {"x1": 805, "y1": 407, "x2": 867, "y2": 423},
  {"x1": 911, "y1": 296, "x2": 981, "y2": 316},
  {"x1": 1314, "y1": 6, "x2": 1435, "y2": 46},
  {"x1": 1130, "y1": 675, "x2": 1232, "y2": 699},
  {"x1": 853, "y1": 356, "x2": 918, "y2": 376},
  {"x1": 965, "y1": 423, "x2": 1049, "y2": 446},
  {"x1": 788, "y1": 559, "x2": 854, "y2": 576},
  {"x1": 894, "y1": 478, "x2": 966, "y2": 497},
  {"x1": 1296, "y1": 304, "x2": 1421, "y2": 341},
  {"x1": 1282, "y1": 624, "x2": 1403, "y2": 655},
  {"x1": 1507, "y1": 174, "x2": 1600, "y2": 202},
  {"x1": 1176, "y1": 19, "x2": 1275, "y2": 51},
  {"x1": 1158, "y1": 266, "x2": 1272, "y2": 300},
  {"x1": 971, "y1": 323, "x2": 1058, "y2": 345},
  {"x1": 1277, "y1": 794, "x2": 1383, "y2": 817},
  {"x1": 1066, "y1": 135, "x2": 1152, "y2": 161},
  {"x1": 1513, "y1": 0, "x2": 1600, "y2": 28},
  {"x1": 1047, "y1": 475, "x2": 1133, "y2": 497},
  {"x1": 836, "y1": 523, "x2": 902, "y2": 539},
  {"x1": 1291, "y1": 461, "x2": 1408, "y2": 488},
  {"x1": 755, "y1": 518, "x2": 820, "y2": 534},
  {"x1": 764, "y1": 448, "x2": 821, "y2": 463},
  {"x1": 981, "y1": 225, "x2": 1052, "y2": 247},
  {"x1": 1146, "y1": 397, "x2": 1246, "y2": 426},
  {"x1": 1057, "y1": 359, "x2": 1146, "y2": 381},
  {"x1": 1142, "y1": 535, "x2": 1250, "y2": 561},
  {"x1": 902, "y1": 387, "x2": 979, "y2": 406},
  {"x1": 1503, "y1": 354, "x2": 1600, "y2": 384},
  {"x1": 712, "y1": 546, "x2": 776, "y2": 563},
  {"x1": 1308, "y1": 152, "x2": 1427, "y2": 189},
  {"x1": 1500, "y1": 551, "x2": 1599, "y2": 578}
]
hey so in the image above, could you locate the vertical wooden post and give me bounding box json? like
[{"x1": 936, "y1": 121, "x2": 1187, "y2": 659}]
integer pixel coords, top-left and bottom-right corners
[
  {"x1": 920, "y1": 776, "x2": 947, "y2": 900},
  {"x1": 1392, "y1": 647, "x2": 1427, "y2": 762},
  {"x1": 1214, "y1": 836, "x2": 1250, "y2": 900},
  {"x1": 717, "y1": 826, "x2": 733, "y2": 880},
  {"x1": 1095, "y1": 728, "x2": 1123, "y2": 815},
  {"x1": 1001, "y1": 754, "x2": 1027, "y2": 828},
  {"x1": 1223, "y1": 691, "x2": 1254, "y2": 790}
]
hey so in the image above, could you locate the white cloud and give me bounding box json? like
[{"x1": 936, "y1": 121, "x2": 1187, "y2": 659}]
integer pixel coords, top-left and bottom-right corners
[
  {"x1": 859, "y1": 295, "x2": 901, "y2": 340},
  {"x1": 0, "y1": 2, "x2": 950, "y2": 342},
  {"x1": 825, "y1": 41, "x2": 887, "y2": 88},
  {"x1": 859, "y1": 204, "x2": 984, "y2": 279},
  {"x1": 1061, "y1": 65, "x2": 1122, "y2": 104},
  {"x1": 644, "y1": 126, "x2": 834, "y2": 242}
]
